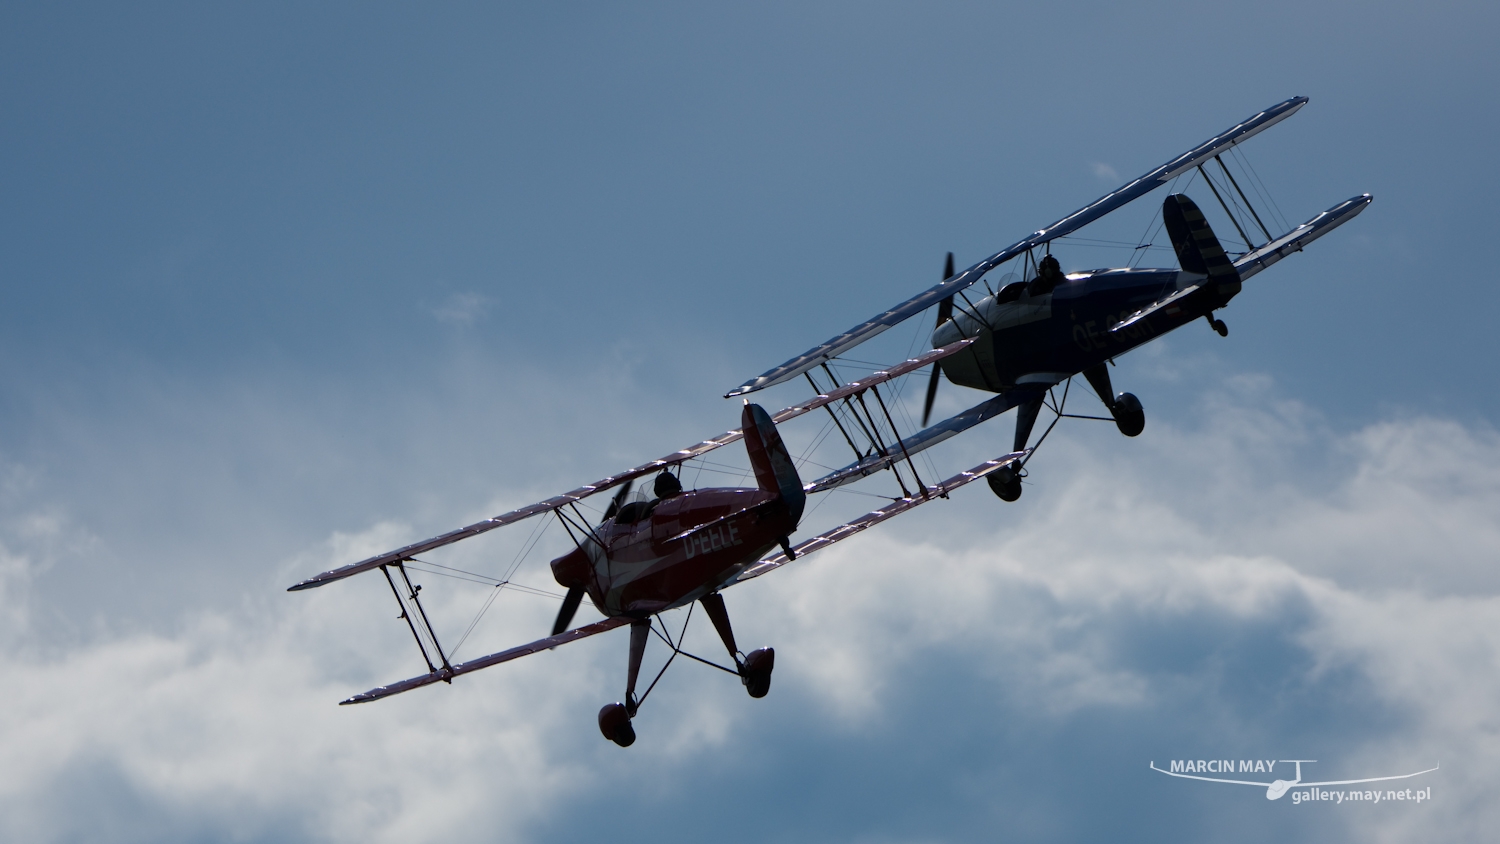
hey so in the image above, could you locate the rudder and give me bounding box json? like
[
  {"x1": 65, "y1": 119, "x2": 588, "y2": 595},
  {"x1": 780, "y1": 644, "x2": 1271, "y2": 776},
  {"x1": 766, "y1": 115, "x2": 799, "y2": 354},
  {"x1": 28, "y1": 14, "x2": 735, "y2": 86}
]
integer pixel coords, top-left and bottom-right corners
[
  {"x1": 1163, "y1": 194, "x2": 1241, "y2": 306},
  {"x1": 742, "y1": 403, "x2": 806, "y2": 522}
]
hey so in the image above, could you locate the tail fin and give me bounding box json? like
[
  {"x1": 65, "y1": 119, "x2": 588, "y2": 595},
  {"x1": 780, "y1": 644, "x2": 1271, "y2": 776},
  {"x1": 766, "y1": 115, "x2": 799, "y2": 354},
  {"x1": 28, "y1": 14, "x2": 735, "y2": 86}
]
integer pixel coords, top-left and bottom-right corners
[
  {"x1": 1163, "y1": 194, "x2": 1241, "y2": 306},
  {"x1": 742, "y1": 403, "x2": 806, "y2": 522}
]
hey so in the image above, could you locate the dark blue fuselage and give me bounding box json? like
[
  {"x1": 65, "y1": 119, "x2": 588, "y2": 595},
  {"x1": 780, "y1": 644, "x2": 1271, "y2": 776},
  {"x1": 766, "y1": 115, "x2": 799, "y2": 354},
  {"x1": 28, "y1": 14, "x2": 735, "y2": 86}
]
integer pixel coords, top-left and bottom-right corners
[{"x1": 932, "y1": 267, "x2": 1225, "y2": 392}]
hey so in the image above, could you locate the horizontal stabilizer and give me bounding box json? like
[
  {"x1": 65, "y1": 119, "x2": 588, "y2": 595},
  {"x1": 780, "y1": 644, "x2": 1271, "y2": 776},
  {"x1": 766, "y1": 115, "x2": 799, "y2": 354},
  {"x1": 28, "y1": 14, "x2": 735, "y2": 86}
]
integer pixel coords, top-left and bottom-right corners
[
  {"x1": 288, "y1": 339, "x2": 974, "y2": 591},
  {"x1": 736, "y1": 451, "x2": 1028, "y2": 582},
  {"x1": 340, "y1": 616, "x2": 632, "y2": 704},
  {"x1": 1110, "y1": 284, "x2": 1200, "y2": 334},
  {"x1": 806, "y1": 388, "x2": 1042, "y2": 493},
  {"x1": 1234, "y1": 194, "x2": 1373, "y2": 282}
]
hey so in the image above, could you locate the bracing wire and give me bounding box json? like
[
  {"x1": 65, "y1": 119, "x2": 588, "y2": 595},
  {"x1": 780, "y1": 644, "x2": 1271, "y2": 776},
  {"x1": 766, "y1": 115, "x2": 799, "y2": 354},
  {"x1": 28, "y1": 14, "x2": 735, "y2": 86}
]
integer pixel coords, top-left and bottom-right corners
[{"x1": 1232, "y1": 147, "x2": 1289, "y2": 233}]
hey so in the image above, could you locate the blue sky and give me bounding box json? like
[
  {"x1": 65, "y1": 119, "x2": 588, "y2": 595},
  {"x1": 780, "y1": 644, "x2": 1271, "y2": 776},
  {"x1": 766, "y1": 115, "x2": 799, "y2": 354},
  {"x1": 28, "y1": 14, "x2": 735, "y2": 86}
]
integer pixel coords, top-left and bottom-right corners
[{"x1": 2, "y1": 3, "x2": 1497, "y2": 842}]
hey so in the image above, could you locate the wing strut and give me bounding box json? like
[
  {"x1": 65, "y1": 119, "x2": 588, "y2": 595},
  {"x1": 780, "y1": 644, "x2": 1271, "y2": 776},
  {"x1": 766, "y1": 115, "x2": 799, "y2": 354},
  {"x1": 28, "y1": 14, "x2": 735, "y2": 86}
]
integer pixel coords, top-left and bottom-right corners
[
  {"x1": 868, "y1": 382, "x2": 929, "y2": 499},
  {"x1": 1196, "y1": 164, "x2": 1255, "y2": 251},
  {"x1": 382, "y1": 563, "x2": 453, "y2": 678},
  {"x1": 1214, "y1": 155, "x2": 1274, "y2": 243},
  {"x1": 806, "y1": 371, "x2": 865, "y2": 462},
  {"x1": 852, "y1": 388, "x2": 911, "y2": 498},
  {"x1": 341, "y1": 616, "x2": 633, "y2": 704}
]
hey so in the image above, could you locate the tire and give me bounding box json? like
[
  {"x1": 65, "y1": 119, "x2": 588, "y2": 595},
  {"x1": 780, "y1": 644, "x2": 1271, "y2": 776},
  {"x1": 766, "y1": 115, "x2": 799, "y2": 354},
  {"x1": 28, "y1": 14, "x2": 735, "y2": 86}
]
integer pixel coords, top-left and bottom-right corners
[
  {"x1": 1113, "y1": 393, "x2": 1145, "y2": 438},
  {"x1": 988, "y1": 472, "x2": 1022, "y2": 502},
  {"x1": 742, "y1": 648, "x2": 775, "y2": 699},
  {"x1": 598, "y1": 702, "x2": 635, "y2": 747},
  {"x1": 611, "y1": 721, "x2": 636, "y2": 748}
]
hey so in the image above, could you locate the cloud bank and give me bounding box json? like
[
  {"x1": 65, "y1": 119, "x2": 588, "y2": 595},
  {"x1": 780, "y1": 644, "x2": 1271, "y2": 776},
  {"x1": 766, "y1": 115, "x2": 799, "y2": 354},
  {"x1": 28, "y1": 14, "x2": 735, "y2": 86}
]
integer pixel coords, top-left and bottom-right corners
[{"x1": 1, "y1": 370, "x2": 1495, "y2": 843}]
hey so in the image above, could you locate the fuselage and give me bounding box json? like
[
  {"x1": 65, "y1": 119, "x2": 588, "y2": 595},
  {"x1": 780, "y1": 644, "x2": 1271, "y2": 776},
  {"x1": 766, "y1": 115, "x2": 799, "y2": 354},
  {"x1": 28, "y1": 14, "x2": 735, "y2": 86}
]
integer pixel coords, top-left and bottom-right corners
[
  {"x1": 931, "y1": 266, "x2": 1230, "y2": 391},
  {"x1": 550, "y1": 487, "x2": 798, "y2": 618}
]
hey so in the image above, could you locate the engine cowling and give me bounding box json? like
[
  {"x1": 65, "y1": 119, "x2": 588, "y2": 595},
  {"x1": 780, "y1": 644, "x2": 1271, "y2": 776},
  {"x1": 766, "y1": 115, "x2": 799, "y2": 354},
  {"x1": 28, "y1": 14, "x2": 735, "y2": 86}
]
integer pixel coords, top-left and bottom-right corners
[{"x1": 550, "y1": 547, "x2": 591, "y2": 590}]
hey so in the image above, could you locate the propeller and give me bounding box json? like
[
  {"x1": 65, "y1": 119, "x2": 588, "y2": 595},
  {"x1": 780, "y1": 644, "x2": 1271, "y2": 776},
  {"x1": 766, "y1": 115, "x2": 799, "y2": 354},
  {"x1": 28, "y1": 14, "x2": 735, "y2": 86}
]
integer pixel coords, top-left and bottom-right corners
[
  {"x1": 922, "y1": 252, "x2": 957, "y2": 427},
  {"x1": 551, "y1": 480, "x2": 634, "y2": 636},
  {"x1": 552, "y1": 587, "x2": 585, "y2": 636}
]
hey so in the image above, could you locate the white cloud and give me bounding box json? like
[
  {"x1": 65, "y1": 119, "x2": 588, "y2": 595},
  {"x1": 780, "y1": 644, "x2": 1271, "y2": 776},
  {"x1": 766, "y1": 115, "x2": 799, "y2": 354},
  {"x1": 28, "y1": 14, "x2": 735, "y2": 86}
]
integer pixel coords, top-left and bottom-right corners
[
  {"x1": 430, "y1": 292, "x2": 492, "y2": 327},
  {"x1": 2, "y1": 370, "x2": 1498, "y2": 842}
]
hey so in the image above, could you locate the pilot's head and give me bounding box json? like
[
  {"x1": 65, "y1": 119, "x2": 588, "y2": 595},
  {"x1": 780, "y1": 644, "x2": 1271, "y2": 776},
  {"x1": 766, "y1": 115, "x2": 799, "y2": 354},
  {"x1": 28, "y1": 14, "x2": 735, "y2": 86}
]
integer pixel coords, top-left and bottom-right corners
[{"x1": 653, "y1": 470, "x2": 683, "y2": 499}]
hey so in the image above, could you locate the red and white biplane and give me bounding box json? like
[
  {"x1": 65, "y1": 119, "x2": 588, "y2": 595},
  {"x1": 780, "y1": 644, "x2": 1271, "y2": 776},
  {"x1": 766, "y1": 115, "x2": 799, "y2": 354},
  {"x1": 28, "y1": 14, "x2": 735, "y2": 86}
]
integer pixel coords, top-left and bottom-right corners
[{"x1": 290, "y1": 342, "x2": 1022, "y2": 746}]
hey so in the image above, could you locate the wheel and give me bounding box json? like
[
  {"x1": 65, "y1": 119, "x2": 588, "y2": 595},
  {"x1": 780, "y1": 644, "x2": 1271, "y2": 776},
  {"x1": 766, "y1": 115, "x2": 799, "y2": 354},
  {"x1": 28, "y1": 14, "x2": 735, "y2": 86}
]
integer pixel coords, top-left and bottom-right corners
[
  {"x1": 598, "y1": 702, "x2": 635, "y2": 747},
  {"x1": 1112, "y1": 393, "x2": 1145, "y2": 438},
  {"x1": 1211, "y1": 318, "x2": 1229, "y2": 337},
  {"x1": 741, "y1": 647, "x2": 775, "y2": 699},
  {"x1": 987, "y1": 467, "x2": 1022, "y2": 502},
  {"x1": 611, "y1": 721, "x2": 636, "y2": 747}
]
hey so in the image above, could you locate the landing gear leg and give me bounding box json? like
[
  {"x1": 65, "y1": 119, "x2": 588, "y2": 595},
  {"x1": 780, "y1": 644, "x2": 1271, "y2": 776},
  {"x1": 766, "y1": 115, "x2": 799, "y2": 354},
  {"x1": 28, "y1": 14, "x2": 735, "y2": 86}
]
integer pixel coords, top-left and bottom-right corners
[
  {"x1": 1013, "y1": 396, "x2": 1043, "y2": 453},
  {"x1": 1082, "y1": 364, "x2": 1144, "y2": 438},
  {"x1": 625, "y1": 619, "x2": 649, "y2": 714},
  {"x1": 598, "y1": 619, "x2": 651, "y2": 747},
  {"x1": 1205, "y1": 313, "x2": 1228, "y2": 337},
  {"x1": 700, "y1": 592, "x2": 774, "y2": 699},
  {"x1": 990, "y1": 397, "x2": 1043, "y2": 502}
]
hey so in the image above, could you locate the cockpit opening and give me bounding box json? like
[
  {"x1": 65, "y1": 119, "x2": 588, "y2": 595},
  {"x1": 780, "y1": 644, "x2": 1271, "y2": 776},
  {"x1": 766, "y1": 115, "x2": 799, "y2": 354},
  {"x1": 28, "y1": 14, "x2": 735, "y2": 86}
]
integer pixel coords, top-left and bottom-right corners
[
  {"x1": 613, "y1": 499, "x2": 659, "y2": 525},
  {"x1": 994, "y1": 280, "x2": 1029, "y2": 304}
]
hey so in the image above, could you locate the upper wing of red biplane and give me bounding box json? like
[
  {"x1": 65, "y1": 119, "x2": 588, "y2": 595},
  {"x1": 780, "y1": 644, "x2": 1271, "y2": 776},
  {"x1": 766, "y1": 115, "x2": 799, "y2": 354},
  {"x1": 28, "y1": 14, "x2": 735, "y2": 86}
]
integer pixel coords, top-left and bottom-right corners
[
  {"x1": 287, "y1": 339, "x2": 976, "y2": 592},
  {"x1": 725, "y1": 96, "x2": 1310, "y2": 398}
]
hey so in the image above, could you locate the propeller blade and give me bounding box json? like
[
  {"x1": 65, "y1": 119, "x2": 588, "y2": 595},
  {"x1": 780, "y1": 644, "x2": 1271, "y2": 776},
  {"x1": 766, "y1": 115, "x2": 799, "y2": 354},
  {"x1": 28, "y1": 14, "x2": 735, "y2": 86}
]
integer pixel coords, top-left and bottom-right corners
[
  {"x1": 922, "y1": 358, "x2": 944, "y2": 427},
  {"x1": 924, "y1": 254, "x2": 957, "y2": 426},
  {"x1": 557, "y1": 483, "x2": 632, "y2": 636},
  {"x1": 552, "y1": 586, "x2": 586, "y2": 636},
  {"x1": 601, "y1": 480, "x2": 634, "y2": 523}
]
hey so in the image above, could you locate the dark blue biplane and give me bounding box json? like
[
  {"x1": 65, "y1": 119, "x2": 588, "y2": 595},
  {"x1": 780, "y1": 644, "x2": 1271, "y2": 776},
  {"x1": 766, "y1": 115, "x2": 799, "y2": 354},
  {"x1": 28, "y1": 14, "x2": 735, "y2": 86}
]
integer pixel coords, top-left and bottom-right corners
[{"x1": 730, "y1": 96, "x2": 1370, "y2": 501}]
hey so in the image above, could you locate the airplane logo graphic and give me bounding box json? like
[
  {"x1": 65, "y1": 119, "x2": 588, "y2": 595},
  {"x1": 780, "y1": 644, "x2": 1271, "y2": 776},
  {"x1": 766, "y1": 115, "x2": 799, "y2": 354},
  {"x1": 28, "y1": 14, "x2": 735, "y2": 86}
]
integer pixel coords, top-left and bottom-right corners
[{"x1": 1150, "y1": 759, "x2": 1439, "y2": 800}]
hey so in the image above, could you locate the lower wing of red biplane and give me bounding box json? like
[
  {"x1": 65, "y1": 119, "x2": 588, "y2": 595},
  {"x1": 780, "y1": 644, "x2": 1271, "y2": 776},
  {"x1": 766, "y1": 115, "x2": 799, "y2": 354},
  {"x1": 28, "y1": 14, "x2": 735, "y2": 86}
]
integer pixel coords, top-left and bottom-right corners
[
  {"x1": 290, "y1": 337, "x2": 1035, "y2": 706},
  {"x1": 337, "y1": 450, "x2": 1025, "y2": 705}
]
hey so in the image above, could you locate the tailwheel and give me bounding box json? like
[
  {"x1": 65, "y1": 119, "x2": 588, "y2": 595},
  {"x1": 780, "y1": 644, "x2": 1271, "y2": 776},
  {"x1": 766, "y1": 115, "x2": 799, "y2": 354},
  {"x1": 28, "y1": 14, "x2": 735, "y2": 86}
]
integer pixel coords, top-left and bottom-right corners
[
  {"x1": 598, "y1": 702, "x2": 636, "y2": 747},
  {"x1": 740, "y1": 647, "x2": 775, "y2": 698},
  {"x1": 987, "y1": 465, "x2": 1023, "y2": 502}
]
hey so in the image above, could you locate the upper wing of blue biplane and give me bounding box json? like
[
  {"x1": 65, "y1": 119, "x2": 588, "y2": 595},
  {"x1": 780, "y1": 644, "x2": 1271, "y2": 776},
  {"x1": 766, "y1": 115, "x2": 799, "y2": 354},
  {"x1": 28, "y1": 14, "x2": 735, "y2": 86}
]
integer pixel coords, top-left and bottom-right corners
[{"x1": 726, "y1": 97, "x2": 1310, "y2": 398}]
